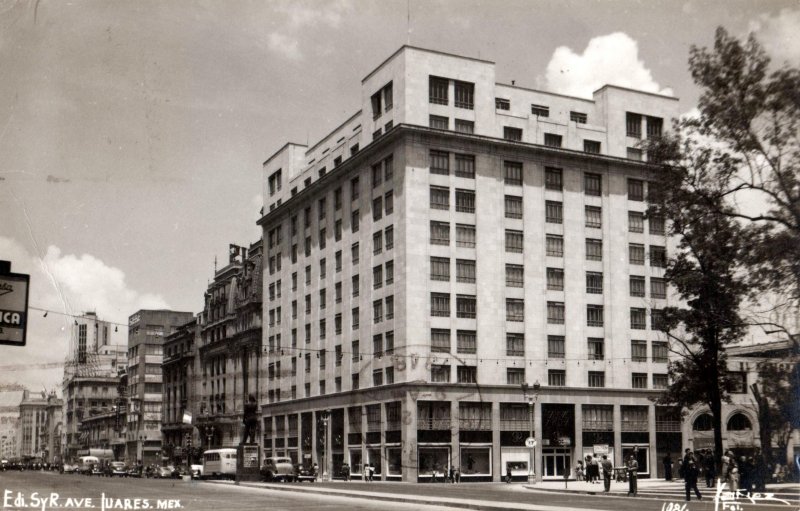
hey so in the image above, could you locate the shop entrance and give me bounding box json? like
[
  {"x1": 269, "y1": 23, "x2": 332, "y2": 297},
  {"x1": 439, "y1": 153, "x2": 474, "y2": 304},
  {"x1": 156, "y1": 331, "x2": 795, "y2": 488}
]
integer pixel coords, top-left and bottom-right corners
[{"x1": 542, "y1": 447, "x2": 571, "y2": 478}]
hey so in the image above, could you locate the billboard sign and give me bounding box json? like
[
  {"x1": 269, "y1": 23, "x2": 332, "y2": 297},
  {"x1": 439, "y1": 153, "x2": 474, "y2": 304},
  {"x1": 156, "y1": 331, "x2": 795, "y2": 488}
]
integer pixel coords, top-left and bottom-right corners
[{"x1": 0, "y1": 262, "x2": 29, "y2": 347}]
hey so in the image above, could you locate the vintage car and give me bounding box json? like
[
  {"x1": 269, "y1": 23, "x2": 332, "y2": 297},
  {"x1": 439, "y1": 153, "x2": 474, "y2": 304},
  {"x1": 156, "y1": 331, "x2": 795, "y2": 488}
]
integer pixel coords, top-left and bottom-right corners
[
  {"x1": 261, "y1": 457, "x2": 295, "y2": 482},
  {"x1": 294, "y1": 464, "x2": 317, "y2": 482}
]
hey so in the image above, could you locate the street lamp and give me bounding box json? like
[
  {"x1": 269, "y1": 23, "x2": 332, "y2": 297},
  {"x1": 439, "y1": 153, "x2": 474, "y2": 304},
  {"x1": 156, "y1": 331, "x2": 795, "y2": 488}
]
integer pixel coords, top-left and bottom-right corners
[
  {"x1": 320, "y1": 409, "x2": 330, "y2": 482},
  {"x1": 521, "y1": 381, "x2": 541, "y2": 484}
]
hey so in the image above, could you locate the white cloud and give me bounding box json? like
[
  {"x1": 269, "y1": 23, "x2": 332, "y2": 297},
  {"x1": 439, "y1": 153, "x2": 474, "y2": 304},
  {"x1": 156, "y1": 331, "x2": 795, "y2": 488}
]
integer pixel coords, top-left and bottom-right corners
[
  {"x1": 268, "y1": 32, "x2": 302, "y2": 61},
  {"x1": 748, "y1": 7, "x2": 800, "y2": 66},
  {"x1": 543, "y1": 32, "x2": 673, "y2": 98},
  {"x1": 266, "y1": 0, "x2": 353, "y2": 61}
]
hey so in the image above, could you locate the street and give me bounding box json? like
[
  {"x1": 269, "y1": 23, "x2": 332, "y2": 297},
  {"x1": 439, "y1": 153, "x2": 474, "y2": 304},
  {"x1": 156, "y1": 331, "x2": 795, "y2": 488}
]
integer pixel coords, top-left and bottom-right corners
[{"x1": 1, "y1": 471, "x2": 797, "y2": 511}]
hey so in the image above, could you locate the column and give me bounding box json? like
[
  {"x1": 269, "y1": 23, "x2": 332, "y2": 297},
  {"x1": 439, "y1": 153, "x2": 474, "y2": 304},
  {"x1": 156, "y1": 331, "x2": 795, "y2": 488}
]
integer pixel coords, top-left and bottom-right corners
[
  {"x1": 295, "y1": 412, "x2": 303, "y2": 463},
  {"x1": 360, "y1": 406, "x2": 367, "y2": 479},
  {"x1": 648, "y1": 404, "x2": 657, "y2": 478},
  {"x1": 534, "y1": 400, "x2": 542, "y2": 481},
  {"x1": 401, "y1": 393, "x2": 417, "y2": 481},
  {"x1": 613, "y1": 404, "x2": 622, "y2": 465},
  {"x1": 325, "y1": 409, "x2": 332, "y2": 480},
  {"x1": 342, "y1": 407, "x2": 350, "y2": 476},
  {"x1": 310, "y1": 412, "x2": 318, "y2": 465},
  {"x1": 379, "y1": 403, "x2": 387, "y2": 480},
  {"x1": 491, "y1": 401, "x2": 501, "y2": 482},
  {"x1": 574, "y1": 403, "x2": 583, "y2": 473},
  {"x1": 450, "y1": 400, "x2": 459, "y2": 476}
]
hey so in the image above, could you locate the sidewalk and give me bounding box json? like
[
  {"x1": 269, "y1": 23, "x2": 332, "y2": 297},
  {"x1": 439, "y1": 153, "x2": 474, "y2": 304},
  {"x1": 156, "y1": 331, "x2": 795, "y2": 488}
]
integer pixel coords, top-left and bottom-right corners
[{"x1": 530, "y1": 477, "x2": 800, "y2": 497}]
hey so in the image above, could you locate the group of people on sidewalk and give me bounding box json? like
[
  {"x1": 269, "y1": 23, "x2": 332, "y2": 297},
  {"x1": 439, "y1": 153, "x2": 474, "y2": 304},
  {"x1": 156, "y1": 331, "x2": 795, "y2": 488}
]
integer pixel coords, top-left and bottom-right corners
[{"x1": 662, "y1": 447, "x2": 771, "y2": 501}]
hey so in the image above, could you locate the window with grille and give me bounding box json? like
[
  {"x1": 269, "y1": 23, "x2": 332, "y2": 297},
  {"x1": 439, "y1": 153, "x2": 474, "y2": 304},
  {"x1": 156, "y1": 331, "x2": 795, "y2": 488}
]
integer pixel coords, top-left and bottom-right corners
[
  {"x1": 505, "y1": 229, "x2": 523, "y2": 253},
  {"x1": 372, "y1": 197, "x2": 383, "y2": 221},
  {"x1": 505, "y1": 195, "x2": 522, "y2": 219},
  {"x1": 629, "y1": 244, "x2": 645, "y2": 265},
  {"x1": 653, "y1": 374, "x2": 668, "y2": 389},
  {"x1": 652, "y1": 341, "x2": 668, "y2": 363},
  {"x1": 457, "y1": 330, "x2": 477, "y2": 354},
  {"x1": 506, "y1": 333, "x2": 524, "y2": 356},
  {"x1": 531, "y1": 104, "x2": 549, "y2": 117},
  {"x1": 431, "y1": 293, "x2": 450, "y2": 317},
  {"x1": 373, "y1": 265, "x2": 383, "y2": 290},
  {"x1": 588, "y1": 338, "x2": 604, "y2": 360},
  {"x1": 584, "y1": 173, "x2": 601, "y2": 196},
  {"x1": 507, "y1": 368, "x2": 525, "y2": 385},
  {"x1": 385, "y1": 191, "x2": 393, "y2": 215},
  {"x1": 431, "y1": 257, "x2": 450, "y2": 282},
  {"x1": 546, "y1": 235, "x2": 564, "y2": 257},
  {"x1": 430, "y1": 150, "x2": 450, "y2": 175},
  {"x1": 431, "y1": 365, "x2": 450, "y2": 382},
  {"x1": 630, "y1": 309, "x2": 647, "y2": 330},
  {"x1": 626, "y1": 112, "x2": 642, "y2": 138},
  {"x1": 547, "y1": 267, "x2": 564, "y2": 291},
  {"x1": 545, "y1": 167, "x2": 562, "y2": 190},
  {"x1": 584, "y1": 140, "x2": 601, "y2": 153},
  {"x1": 351, "y1": 340, "x2": 360, "y2": 362},
  {"x1": 506, "y1": 264, "x2": 524, "y2": 287},
  {"x1": 455, "y1": 119, "x2": 474, "y2": 134},
  {"x1": 350, "y1": 242, "x2": 359, "y2": 265},
  {"x1": 456, "y1": 294, "x2": 476, "y2": 319},
  {"x1": 456, "y1": 259, "x2": 476, "y2": 283},
  {"x1": 627, "y1": 147, "x2": 643, "y2": 161},
  {"x1": 630, "y1": 276, "x2": 645, "y2": 297},
  {"x1": 586, "y1": 239, "x2": 602, "y2": 261},
  {"x1": 456, "y1": 224, "x2": 476, "y2": 248},
  {"x1": 372, "y1": 231, "x2": 382, "y2": 255},
  {"x1": 496, "y1": 98, "x2": 510, "y2": 110},
  {"x1": 455, "y1": 189, "x2": 475, "y2": 213},
  {"x1": 650, "y1": 245, "x2": 666, "y2": 267},
  {"x1": 430, "y1": 221, "x2": 450, "y2": 245},
  {"x1": 384, "y1": 155, "x2": 394, "y2": 181},
  {"x1": 455, "y1": 154, "x2": 475, "y2": 178},
  {"x1": 454, "y1": 80, "x2": 474, "y2": 109},
  {"x1": 588, "y1": 371, "x2": 605, "y2": 388},
  {"x1": 628, "y1": 179, "x2": 644, "y2": 201},
  {"x1": 546, "y1": 201, "x2": 563, "y2": 224},
  {"x1": 504, "y1": 161, "x2": 522, "y2": 186},
  {"x1": 587, "y1": 305, "x2": 604, "y2": 327},
  {"x1": 429, "y1": 76, "x2": 448, "y2": 105},
  {"x1": 649, "y1": 215, "x2": 665, "y2": 235},
  {"x1": 585, "y1": 206, "x2": 602, "y2": 228},
  {"x1": 548, "y1": 302, "x2": 565, "y2": 324},
  {"x1": 629, "y1": 211, "x2": 644, "y2": 233},
  {"x1": 385, "y1": 225, "x2": 394, "y2": 249},
  {"x1": 631, "y1": 339, "x2": 647, "y2": 361},
  {"x1": 586, "y1": 272, "x2": 603, "y2": 294},
  {"x1": 430, "y1": 186, "x2": 449, "y2": 210},
  {"x1": 570, "y1": 111, "x2": 588, "y2": 123},
  {"x1": 372, "y1": 300, "x2": 383, "y2": 324},
  {"x1": 372, "y1": 334, "x2": 383, "y2": 358},
  {"x1": 548, "y1": 334, "x2": 565, "y2": 358},
  {"x1": 646, "y1": 116, "x2": 663, "y2": 138},
  {"x1": 506, "y1": 299, "x2": 524, "y2": 322},
  {"x1": 504, "y1": 127, "x2": 523, "y2": 141},
  {"x1": 385, "y1": 331, "x2": 394, "y2": 354},
  {"x1": 431, "y1": 329, "x2": 450, "y2": 353},
  {"x1": 651, "y1": 278, "x2": 666, "y2": 299},
  {"x1": 457, "y1": 366, "x2": 477, "y2": 383},
  {"x1": 352, "y1": 273, "x2": 360, "y2": 298},
  {"x1": 544, "y1": 133, "x2": 562, "y2": 147},
  {"x1": 632, "y1": 373, "x2": 647, "y2": 389},
  {"x1": 651, "y1": 309, "x2": 665, "y2": 331},
  {"x1": 548, "y1": 369, "x2": 566, "y2": 386}
]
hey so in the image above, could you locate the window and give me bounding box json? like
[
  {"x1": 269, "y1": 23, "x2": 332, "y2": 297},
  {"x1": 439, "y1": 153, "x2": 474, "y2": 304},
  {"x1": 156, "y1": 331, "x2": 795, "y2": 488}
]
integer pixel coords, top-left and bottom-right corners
[
  {"x1": 352, "y1": 340, "x2": 360, "y2": 362},
  {"x1": 372, "y1": 370, "x2": 383, "y2": 387},
  {"x1": 373, "y1": 265, "x2": 383, "y2": 290},
  {"x1": 545, "y1": 201, "x2": 562, "y2": 224},
  {"x1": 586, "y1": 239, "x2": 602, "y2": 261},
  {"x1": 385, "y1": 331, "x2": 394, "y2": 355},
  {"x1": 588, "y1": 371, "x2": 605, "y2": 388},
  {"x1": 507, "y1": 368, "x2": 525, "y2": 385},
  {"x1": 631, "y1": 309, "x2": 647, "y2": 330},
  {"x1": 531, "y1": 104, "x2": 549, "y2": 117},
  {"x1": 629, "y1": 211, "x2": 644, "y2": 233},
  {"x1": 457, "y1": 366, "x2": 477, "y2": 383},
  {"x1": 319, "y1": 318, "x2": 327, "y2": 339},
  {"x1": 304, "y1": 237, "x2": 312, "y2": 257},
  {"x1": 504, "y1": 127, "x2": 522, "y2": 141},
  {"x1": 319, "y1": 228, "x2": 327, "y2": 249},
  {"x1": 548, "y1": 335, "x2": 565, "y2": 358},
  {"x1": 292, "y1": 272, "x2": 297, "y2": 291},
  {"x1": 385, "y1": 260, "x2": 394, "y2": 284},
  {"x1": 455, "y1": 119, "x2": 474, "y2": 134},
  {"x1": 385, "y1": 191, "x2": 393, "y2": 215},
  {"x1": 430, "y1": 186, "x2": 450, "y2": 210},
  {"x1": 456, "y1": 259, "x2": 476, "y2": 283},
  {"x1": 651, "y1": 277, "x2": 666, "y2": 299},
  {"x1": 548, "y1": 369, "x2": 566, "y2": 387},
  {"x1": 588, "y1": 338, "x2": 604, "y2": 360},
  {"x1": 584, "y1": 140, "x2": 601, "y2": 153},
  {"x1": 456, "y1": 294, "x2": 476, "y2": 318},
  {"x1": 544, "y1": 133, "x2": 562, "y2": 147},
  {"x1": 505, "y1": 229, "x2": 523, "y2": 253},
  {"x1": 629, "y1": 243, "x2": 645, "y2": 265},
  {"x1": 627, "y1": 148, "x2": 643, "y2": 161},
  {"x1": 546, "y1": 234, "x2": 563, "y2": 257},
  {"x1": 429, "y1": 76, "x2": 448, "y2": 105},
  {"x1": 651, "y1": 309, "x2": 665, "y2": 331},
  {"x1": 585, "y1": 206, "x2": 602, "y2": 228},
  {"x1": 430, "y1": 150, "x2": 449, "y2": 175},
  {"x1": 371, "y1": 89, "x2": 382, "y2": 118},
  {"x1": 351, "y1": 307, "x2": 359, "y2": 329},
  {"x1": 455, "y1": 154, "x2": 475, "y2": 178},
  {"x1": 649, "y1": 215, "x2": 665, "y2": 235},
  {"x1": 318, "y1": 198, "x2": 327, "y2": 220},
  {"x1": 454, "y1": 80, "x2": 474, "y2": 109},
  {"x1": 586, "y1": 272, "x2": 603, "y2": 294},
  {"x1": 495, "y1": 98, "x2": 510, "y2": 110},
  {"x1": 431, "y1": 365, "x2": 450, "y2": 383},
  {"x1": 429, "y1": 115, "x2": 449, "y2": 130},
  {"x1": 631, "y1": 340, "x2": 647, "y2": 363},
  {"x1": 506, "y1": 264, "x2": 523, "y2": 287},
  {"x1": 431, "y1": 329, "x2": 450, "y2": 353},
  {"x1": 431, "y1": 293, "x2": 450, "y2": 317},
  {"x1": 457, "y1": 330, "x2": 476, "y2": 354},
  {"x1": 352, "y1": 373, "x2": 359, "y2": 390},
  {"x1": 372, "y1": 299, "x2": 383, "y2": 323},
  {"x1": 506, "y1": 333, "x2": 524, "y2": 356},
  {"x1": 505, "y1": 195, "x2": 522, "y2": 219},
  {"x1": 320, "y1": 288, "x2": 327, "y2": 309},
  {"x1": 626, "y1": 112, "x2": 642, "y2": 138},
  {"x1": 431, "y1": 257, "x2": 450, "y2": 281},
  {"x1": 570, "y1": 111, "x2": 587, "y2": 124},
  {"x1": 729, "y1": 373, "x2": 748, "y2": 394},
  {"x1": 351, "y1": 242, "x2": 359, "y2": 265},
  {"x1": 653, "y1": 374, "x2": 668, "y2": 389},
  {"x1": 650, "y1": 245, "x2": 666, "y2": 267},
  {"x1": 504, "y1": 161, "x2": 522, "y2": 186},
  {"x1": 547, "y1": 267, "x2": 564, "y2": 291},
  {"x1": 456, "y1": 224, "x2": 476, "y2": 248},
  {"x1": 320, "y1": 258, "x2": 327, "y2": 279},
  {"x1": 305, "y1": 353, "x2": 312, "y2": 373},
  {"x1": 373, "y1": 231, "x2": 382, "y2": 254},
  {"x1": 630, "y1": 276, "x2": 645, "y2": 297},
  {"x1": 371, "y1": 163, "x2": 383, "y2": 189},
  {"x1": 587, "y1": 305, "x2": 604, "y2": 327},
  {"x1": 351, "y1": 177, "x2": 360, "y2": 200},
  {"x1": 506, "y1": 299, "x2": 524, "y2": 322},
  {"x1": 455, "y1": 189, "x2": 475, "y2": 213},
  {"x1": 304, "y1": 294, "x2": 311, "y2": 314},
  {"x1": 385, "y1": 225, "x2": 394, "y2": 249},
  {"x1": 547, "y1": 302, "x2": 565, "y2": 324},
  {"x1": 632, "y1": 373, "x2": 647, "y2": 389},
  {"x1": 352, "y1": 275, "x2": 359, "y2": 298},
  {"x1": 628, "y1": 179, "x2": 644, "y2": 201},
  {"x1": 584, "y1": 173, "x2": 601, "y2": 196},
  {"x1": 430, "y1": 221, "x2": 450, "y2": 245},
  {"x1": 335, "y1": 282, "x2": 342, "y2": 303},
  {"x1": 646, "y1": 116, "x2": 663, "y2": 138},
  {"x1": 652, "y1": 341, "x2": 668, "y2": 363},
  {"x1": 372, "y1": 197, "x2": 383, "y2": 221},
  {"x1": 545, "y1": 167, "x2": 562, "y2": 190},
  {"x1": 373, "y1": 334, "x2": 383, "y2": 358}
]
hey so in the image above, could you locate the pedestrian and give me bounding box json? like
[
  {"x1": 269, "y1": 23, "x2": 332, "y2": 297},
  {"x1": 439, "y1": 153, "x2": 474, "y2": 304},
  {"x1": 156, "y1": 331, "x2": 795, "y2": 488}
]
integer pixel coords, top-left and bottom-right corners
[
  {"x1": 368, "y1": 463, "x2": 375, "y2": 482},
  {"x1": 684, "y1": 458, "x2": 702, "y2": 501},
  {"x1": 449, "y1": 465, "x2": 455, "y2": 484},
  {"x1": 590, "y1": 456, "x2": 599, "y2": 483},
  {"x1": 363, "y1": 463, "x2": 369, "y2": 482},
  {"x1": 703, "y1": 450, "x2": 716, "y2": 488},
  {"x1": 454, "y1": 467, "x2": 461, "y2": 484},
  {"x1": 727, "y1": 456, "x2": 739, "y2": 492},
  {"x1": 627, "y1": 455, "x2": 638, "y2": 496},
  {"x1": 753, "y1": 448, "x2": 766, "y2": 492},
  {"x1": 505, "y1": 462, "x2": 512, "y2": 483},
  {"x1": 663, "y1": 452, "x2": 673, "y2": 481},
  {"x1": 342, "y1": 462, "x2": 350, "y2": 481},
  {"x1": 601, "y1": 454, "x2": 613, "y2": 493},
  {"x1": 575, "y1": 460, "x2": 584, "y2": 481}
]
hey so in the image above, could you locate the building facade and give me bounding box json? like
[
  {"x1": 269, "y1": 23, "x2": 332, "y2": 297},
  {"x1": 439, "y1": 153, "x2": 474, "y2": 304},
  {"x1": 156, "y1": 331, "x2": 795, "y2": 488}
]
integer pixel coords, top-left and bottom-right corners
[
  {"x1": 17, "y1": 390, "x2": 49, "y2": 461},
  {"x1": 162, "y1": 317, "x2": 199, "y2": 464}
]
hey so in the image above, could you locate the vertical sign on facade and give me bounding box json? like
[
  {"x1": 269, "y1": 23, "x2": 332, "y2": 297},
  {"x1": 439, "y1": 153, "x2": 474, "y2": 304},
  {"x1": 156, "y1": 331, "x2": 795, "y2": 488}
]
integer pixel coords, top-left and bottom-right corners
[{"x1": 0, "y1": 261, "x2": 30, "y2": 347}]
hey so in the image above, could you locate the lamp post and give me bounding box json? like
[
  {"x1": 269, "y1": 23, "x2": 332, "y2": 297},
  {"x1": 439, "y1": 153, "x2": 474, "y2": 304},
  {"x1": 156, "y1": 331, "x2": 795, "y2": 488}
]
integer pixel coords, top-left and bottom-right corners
[
  {"x1": 522, "y1": 381, "x2": 541, "y2": 484},
  {"x1": 320, "y1": 409, "x2": 330, "y2": 482}
]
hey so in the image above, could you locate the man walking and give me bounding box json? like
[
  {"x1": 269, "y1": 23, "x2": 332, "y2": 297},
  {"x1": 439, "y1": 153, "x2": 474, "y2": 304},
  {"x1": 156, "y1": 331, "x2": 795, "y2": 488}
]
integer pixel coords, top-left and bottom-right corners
[
  {"x1": 601, "y1": 454, "x2": 613, "y2": 492},
  {"x1": 627, "y1": 455, "x2": 638, "y2": 496},
  {"x1": 663, "y1": 452, "x2": 673, "y2": 481},
  {"x1": 684, "y1": 458, "x2": 702, "y2": 501}
]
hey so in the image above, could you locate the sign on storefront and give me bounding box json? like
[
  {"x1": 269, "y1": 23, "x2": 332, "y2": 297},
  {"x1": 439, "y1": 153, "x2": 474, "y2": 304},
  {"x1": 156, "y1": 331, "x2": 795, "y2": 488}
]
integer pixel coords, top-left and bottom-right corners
[{"x1": 0, "y1": 261, "x2": 29, "y2": 347}]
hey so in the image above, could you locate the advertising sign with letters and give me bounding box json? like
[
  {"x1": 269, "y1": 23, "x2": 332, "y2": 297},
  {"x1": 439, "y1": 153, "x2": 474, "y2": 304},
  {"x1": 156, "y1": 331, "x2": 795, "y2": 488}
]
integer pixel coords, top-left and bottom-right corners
[{"x1": 0, "y1": 261, "x2": 29, "y2": 347}]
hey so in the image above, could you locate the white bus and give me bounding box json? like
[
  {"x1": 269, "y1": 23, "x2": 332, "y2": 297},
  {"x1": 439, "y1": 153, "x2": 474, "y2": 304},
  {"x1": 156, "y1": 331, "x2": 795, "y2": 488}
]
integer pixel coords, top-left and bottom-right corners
[{"x1": 202, "y1": 449, "x2": 237, "y2": 479}]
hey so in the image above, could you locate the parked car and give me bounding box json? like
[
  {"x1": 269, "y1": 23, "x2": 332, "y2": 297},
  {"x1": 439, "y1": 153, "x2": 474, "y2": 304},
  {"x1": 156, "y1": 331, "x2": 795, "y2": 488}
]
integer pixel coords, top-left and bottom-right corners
[
  {"x1": 261, "y1": 457, "x2": 294, "y2": 482},
  {"x1": 109, "y1": 462, "x2": 127, "y2": 477},
  {"x1": 156, "y1": 465, "x2": 175, "y2": 479},
  {"x1": 60, "y1": 463, "x2": 76, "y2": 474},
  {"x1": 294, "y1": 464, "x2": 317, "y2": 482},
  {"x1": 126, "y1": 467, "x2": 142, "y2": 478},
  {"x1": 190, "y1": 464, "x2": 203, "y2": 480}
]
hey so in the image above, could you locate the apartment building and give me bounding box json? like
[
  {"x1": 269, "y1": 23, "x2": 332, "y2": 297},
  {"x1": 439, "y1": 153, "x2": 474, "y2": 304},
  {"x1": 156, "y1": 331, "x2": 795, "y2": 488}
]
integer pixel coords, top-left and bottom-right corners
[{"x1": 257, "y1": 46, "x2": 683, "y2": 482}]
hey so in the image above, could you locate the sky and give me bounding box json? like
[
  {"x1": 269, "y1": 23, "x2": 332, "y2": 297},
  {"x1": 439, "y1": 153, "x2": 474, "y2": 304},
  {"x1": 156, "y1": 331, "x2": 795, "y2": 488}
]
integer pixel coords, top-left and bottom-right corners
[{"x1": 0, "y1": 0, "x2": 798, "y2": 392}]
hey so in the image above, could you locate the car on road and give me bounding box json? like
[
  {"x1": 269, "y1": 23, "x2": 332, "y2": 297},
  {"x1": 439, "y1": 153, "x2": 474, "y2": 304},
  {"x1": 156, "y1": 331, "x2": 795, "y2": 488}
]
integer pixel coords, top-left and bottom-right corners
[
  {"x1": 126, "y1": 467, "x2": 142, "y2": 478},
  {"x1": 190, "y1": 464, "x2": 203, "y2": 480},
  {"x1": 156, "y1": 465, "x2": 175, "y2": 479},
  {"x1": 109, "y1": 462, "x2": 127, "y2": 477},
  {"x1": 261, "y1": 457, "x2": 294, "y2": 482},
  {"x1": 293, "y1": 464, "x2": 317, "y2": 482}
]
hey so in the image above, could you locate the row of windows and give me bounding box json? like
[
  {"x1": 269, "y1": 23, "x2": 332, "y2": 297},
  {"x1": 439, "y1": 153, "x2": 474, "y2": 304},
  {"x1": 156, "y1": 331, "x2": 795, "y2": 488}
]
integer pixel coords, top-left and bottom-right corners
[
  {"x1": 429, "y1": 76, "x2": 474, "y2": 109},
  {"x1": 427, "y1": 365, "x2": 667, "y2": 389}
]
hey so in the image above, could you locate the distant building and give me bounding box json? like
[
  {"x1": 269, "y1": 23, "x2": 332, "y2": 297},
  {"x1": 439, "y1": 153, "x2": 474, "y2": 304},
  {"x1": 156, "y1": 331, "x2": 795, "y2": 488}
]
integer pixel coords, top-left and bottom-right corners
[
  {"x1": 41, "y1": 391, "x2": 63, "y2": 464},
  {"x1": 18, "y1": 390, "x2": 48, "y2": 460},
  {"x1": 162, "y1": 317, "x2": 199, "y2": 464}
]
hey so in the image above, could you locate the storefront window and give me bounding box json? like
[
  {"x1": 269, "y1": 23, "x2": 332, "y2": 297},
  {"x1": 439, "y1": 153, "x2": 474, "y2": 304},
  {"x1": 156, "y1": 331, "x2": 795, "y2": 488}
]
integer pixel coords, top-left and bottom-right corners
[
  {"x1": 418, "y1": 447, "x2": 449, "y2": 477},
  {"x1": 367, "y1": 448, "x2": 382, "y2": 475},
  {"x1": 386, "y1": 447, "x2": 402, "y2": 476},
  {"x1": 349, "y1": 449, "x2": 362, "y2": 475},
  {"x1": 459, "y1": 447, "x2": 491, "y2": 476},
  {"x1": 621, "y1": 446, "x2": 648, "y2": 474}
]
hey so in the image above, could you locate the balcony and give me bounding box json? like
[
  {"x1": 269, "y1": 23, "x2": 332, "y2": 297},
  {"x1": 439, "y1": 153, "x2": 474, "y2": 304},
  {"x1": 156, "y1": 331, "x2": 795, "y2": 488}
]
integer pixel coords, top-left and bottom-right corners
[
  {"x1": 417, "y1": 418, "x2": 452, "y2": 431},
  {"x1": 458, "y1": 418, "x2": 492, "y2": 431},
  {"x1": 583, "y1": 420, "x2": 613, "y2": 431},
  {"x1": 621, "y1": 420, "x2": 649, "y2": 432},
  {"x1": 500, "y1": 419, "x2": 528, "y2": 431},
  {"x1": 656, "y1": 420, "x2": 681, "y2": 432}
]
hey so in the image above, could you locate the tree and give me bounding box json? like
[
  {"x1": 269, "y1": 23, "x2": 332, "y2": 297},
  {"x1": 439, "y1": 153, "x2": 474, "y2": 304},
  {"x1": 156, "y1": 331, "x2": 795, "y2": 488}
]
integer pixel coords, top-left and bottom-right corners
[{"x1": 751, "y1": 356, "x2": 800, "y2": 465}]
